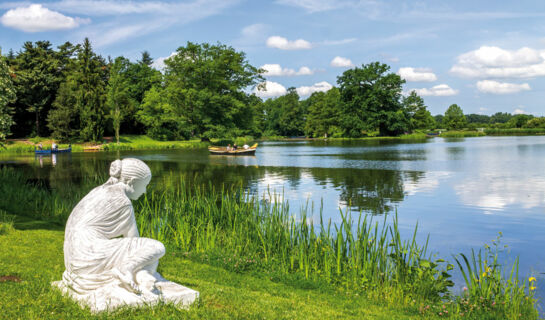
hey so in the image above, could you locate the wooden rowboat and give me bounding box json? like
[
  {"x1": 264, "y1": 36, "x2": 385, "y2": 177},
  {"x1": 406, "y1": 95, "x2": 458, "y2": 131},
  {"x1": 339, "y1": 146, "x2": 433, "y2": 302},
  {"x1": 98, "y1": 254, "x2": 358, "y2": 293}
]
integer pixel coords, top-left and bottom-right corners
[
  {"x1": 83, "y1": 145, "x2": 102, "y2": 152},
  {"x1": 208, "y1": 143, "x2": 258, "y2": 156}
]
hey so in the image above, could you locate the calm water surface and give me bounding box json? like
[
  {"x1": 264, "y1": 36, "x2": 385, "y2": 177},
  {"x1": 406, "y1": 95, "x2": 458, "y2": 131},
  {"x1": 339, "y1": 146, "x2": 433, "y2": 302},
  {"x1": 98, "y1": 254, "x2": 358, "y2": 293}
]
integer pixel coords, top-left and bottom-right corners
[{"x1": 3, "y1": 136, "x2": 545, "y2": 306}]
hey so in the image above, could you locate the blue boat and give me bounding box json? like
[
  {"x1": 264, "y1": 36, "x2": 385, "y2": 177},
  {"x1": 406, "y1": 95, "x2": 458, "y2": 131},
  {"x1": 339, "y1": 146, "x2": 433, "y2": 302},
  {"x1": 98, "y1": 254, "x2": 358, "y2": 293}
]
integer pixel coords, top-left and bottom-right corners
[{"x1": 34, "y1": 147, "x2": 72, "y2": 155}]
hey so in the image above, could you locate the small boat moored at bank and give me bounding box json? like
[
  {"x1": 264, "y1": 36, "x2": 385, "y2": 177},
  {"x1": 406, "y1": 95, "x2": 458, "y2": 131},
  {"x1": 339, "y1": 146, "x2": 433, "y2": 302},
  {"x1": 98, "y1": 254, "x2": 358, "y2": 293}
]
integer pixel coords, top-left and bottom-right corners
[{"x1": 208, "y1": 143, "x2": 258, "y2": 155}]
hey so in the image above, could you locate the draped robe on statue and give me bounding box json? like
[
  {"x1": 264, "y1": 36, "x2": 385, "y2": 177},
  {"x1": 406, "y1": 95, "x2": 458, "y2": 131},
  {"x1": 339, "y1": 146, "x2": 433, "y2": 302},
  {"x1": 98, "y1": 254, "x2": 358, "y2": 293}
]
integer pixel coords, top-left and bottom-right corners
[{"x1": 53, "y1": 183, "x2": 198, "y2": 312}]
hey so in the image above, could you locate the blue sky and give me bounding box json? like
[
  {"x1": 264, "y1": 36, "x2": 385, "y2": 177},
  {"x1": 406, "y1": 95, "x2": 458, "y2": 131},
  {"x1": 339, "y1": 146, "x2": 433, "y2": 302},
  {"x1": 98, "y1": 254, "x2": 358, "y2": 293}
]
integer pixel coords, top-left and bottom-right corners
[{"x1": 1, "y1": 0, "x2": 545, "y2": 116}]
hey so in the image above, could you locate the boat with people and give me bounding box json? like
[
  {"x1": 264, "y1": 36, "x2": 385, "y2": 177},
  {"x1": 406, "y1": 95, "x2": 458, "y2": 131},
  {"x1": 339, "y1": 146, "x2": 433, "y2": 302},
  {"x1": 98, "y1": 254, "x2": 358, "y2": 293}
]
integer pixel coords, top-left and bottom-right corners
[
  {"x1": 34, "y1": 146, "x2": 72, "y2": 155},
  {"x1": 208, "y1": 143, "x2": 258, "y2": 155}
]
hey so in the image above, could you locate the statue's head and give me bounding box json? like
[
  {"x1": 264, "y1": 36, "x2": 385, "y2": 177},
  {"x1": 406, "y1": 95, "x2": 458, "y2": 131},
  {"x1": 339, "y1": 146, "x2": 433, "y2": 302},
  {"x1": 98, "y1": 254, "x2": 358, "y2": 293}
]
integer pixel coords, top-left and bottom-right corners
[{"x1": 108, "y1": 158, "x2": 152, "y2": 200}]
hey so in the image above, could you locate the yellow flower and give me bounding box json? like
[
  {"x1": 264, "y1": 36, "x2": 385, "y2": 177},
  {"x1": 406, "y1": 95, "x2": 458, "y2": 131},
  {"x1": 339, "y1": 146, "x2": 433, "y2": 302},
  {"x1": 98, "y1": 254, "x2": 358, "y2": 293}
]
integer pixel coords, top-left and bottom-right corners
[
  {"x1": 482, "y1": 272, "x2": 487, "y2": 278},
  {"x1": 529, "y1": 277, "x2": 536, "y2": 282},
  {"x1": 530, "y1": 286, "x2": 537, "y2": 291}
]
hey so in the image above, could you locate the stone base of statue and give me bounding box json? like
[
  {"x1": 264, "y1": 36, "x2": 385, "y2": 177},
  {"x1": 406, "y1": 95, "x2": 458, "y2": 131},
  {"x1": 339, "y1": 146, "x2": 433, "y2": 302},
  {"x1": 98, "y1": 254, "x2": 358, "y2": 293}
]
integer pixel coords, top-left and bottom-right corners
[{"x1": 52, "y1": 271, "x2": 199, "y2": 313}]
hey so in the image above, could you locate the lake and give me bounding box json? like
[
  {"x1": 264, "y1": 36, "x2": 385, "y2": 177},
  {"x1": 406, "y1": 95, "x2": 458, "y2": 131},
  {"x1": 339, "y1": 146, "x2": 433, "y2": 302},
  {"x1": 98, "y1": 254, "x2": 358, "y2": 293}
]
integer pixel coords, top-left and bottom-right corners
[{"x1": 2, "y1": 136, "x2": 545, "y2": 305}]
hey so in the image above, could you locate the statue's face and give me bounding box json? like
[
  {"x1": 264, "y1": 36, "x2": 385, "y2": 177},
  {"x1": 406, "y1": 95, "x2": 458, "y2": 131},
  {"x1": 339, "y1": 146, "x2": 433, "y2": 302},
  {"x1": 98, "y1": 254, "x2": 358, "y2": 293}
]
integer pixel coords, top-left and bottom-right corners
[{"x1": 128, "y1": 175, "x2": 151, "y2": 200}]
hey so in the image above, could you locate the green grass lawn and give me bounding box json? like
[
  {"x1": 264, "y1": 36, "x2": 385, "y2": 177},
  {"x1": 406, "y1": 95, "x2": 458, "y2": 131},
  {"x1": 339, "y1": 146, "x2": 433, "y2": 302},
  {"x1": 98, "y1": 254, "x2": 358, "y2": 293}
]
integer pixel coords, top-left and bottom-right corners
[{"x1": 0, "y1": 216, "x2": 430, "y2": 320}]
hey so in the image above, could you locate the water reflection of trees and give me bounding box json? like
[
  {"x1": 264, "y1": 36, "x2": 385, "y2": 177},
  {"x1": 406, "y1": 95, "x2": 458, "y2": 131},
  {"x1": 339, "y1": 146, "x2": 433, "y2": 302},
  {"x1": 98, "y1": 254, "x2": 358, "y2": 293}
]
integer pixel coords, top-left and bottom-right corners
[
  {"x1": 308, "y1": 167, "x2": 407, "y2": 215},
  {"x1": 4, "y1": 151, "x2": 422, "y2": 216}
]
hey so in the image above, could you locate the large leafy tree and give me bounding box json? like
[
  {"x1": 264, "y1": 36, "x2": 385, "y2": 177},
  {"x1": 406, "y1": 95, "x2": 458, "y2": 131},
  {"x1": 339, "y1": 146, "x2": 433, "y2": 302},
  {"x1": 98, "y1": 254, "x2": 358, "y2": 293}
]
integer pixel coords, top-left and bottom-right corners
[
  {"x1": 506, "y1": 114, "x2": 533, "y2": 128},
  {"x1": 49, "y1": 38, "x2": 107, "y2": 141},
  {"x1": 443, "y1": 104, "x2": 467, "y2": 129},
  {"x1": 337, "y1": 62, "x2": 407, "y2": 137},
  {"x1": 9, "y1": 41, "x2": 66, "y2": 137},
  {"x1": 403, "y1": 91, "x2": 435, "y2": 130},
  {"x1": 123, "y1": 52, "x2": 161, "y2": 134},
  {"x1": 262, "y1": 88, "x2": 305, "y2": 137},
  {"x1": 161, "y1": 42, "x2": 263, "y2": 139},
  {"x1": 0, "y1": 51, "x2": 16, "y2": 142},
  {"x1": 304, "y1": 87, "x2": 341, "y2": 137},
  {"x1": 107, "y1": 57, "x2": 135, "y2": 144}
]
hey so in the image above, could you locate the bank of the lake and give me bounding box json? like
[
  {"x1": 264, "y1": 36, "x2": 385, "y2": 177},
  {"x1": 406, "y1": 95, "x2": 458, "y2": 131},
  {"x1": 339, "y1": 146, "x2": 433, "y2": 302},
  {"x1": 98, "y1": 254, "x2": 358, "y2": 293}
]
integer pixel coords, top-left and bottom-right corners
[
  {"x1": 1, "y1": 216, "x2": 425, "y2": 320},
  {"x1": 0, "y1": 166, "x2": 539, "y2": 319}
]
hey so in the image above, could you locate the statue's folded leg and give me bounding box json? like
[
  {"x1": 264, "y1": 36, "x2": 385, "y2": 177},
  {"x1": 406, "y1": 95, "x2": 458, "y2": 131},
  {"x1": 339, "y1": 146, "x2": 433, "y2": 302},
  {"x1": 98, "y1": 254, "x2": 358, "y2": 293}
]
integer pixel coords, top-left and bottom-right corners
[{"x1": 112, "y1": 237, "x2": 165, "y2": 293}]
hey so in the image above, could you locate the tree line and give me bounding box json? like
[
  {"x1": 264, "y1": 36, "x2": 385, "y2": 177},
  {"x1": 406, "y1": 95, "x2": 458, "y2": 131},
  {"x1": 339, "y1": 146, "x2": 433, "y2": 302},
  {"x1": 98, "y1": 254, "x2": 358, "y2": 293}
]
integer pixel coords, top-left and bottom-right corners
[{"x1": 1, "y1": 39, "x2": 544, "y2": 143}]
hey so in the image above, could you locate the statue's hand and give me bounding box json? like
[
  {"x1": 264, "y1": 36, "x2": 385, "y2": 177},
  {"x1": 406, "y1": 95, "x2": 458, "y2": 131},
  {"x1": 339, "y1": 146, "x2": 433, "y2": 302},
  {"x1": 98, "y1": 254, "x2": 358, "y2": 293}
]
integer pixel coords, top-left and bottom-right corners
[{"x1": 112, "y1": 267, "x2": 142, "y2": 294}]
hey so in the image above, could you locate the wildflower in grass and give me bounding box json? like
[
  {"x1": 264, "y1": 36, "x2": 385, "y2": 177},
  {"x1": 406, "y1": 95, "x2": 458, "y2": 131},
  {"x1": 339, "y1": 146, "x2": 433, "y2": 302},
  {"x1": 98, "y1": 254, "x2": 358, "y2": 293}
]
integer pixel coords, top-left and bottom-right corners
[
  {"x1": 482, "y1": 271, "x2": 487, "y2": 278},
  {"x1": 530, "y1": 286, "x2": 536, "y2": 291},
  {"x1": 529, "y1": 277, "x2": 536, "y2": 282}
]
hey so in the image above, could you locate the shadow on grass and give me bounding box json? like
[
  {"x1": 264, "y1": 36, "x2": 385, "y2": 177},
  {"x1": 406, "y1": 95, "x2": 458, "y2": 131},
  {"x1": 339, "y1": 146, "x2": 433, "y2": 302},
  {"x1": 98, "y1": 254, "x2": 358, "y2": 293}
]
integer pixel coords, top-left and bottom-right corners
[{"x1": 13, "y1": 215, "x2": 64, "y2": 231}]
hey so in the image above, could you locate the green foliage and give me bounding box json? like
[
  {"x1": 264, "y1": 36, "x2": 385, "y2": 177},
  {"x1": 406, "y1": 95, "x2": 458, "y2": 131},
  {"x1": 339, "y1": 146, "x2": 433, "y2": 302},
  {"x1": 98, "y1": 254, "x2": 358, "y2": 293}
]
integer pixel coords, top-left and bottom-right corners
[
  {"x1": 454, "y1": 233, "x2": 538, "y2": 320},
  {"x1": 48, "y1": 38, "x2": 107, "y2": 142},
  {"x1": 0, "y1": 209, "x2": 14, "y2": 235},
  {"x1": 440, "y1": 131, "x2": 485, "y2": 138},
  {"x1": 403, "y1": 91, "x2": 435, "y2": 130},
  {"x1": 159, "y1": 42, "x2": 263, "y2": 139},
  {"x1": 0, "y1": 51, "x2": 16, "y2": 142},
  {"x1": 107, "y1": 57, "x2": 135, "y2": 144},
  {"x1": 506, "y1": 114, "x2": 533, "y2": 128},
  {"x1": 8, "y1": 41, "x2": 68, "y2": 137},
  {"x1": 337, "y1": 62, "x2": 408, "y2": 137},
  {"x1": 466, "y1": 113, "x2": 490, "y2": 124},
  {"x1": 484, "y1": 128, "x2": 545, "y2": 135},
  {"x1": 304, "y1": 88, "x2": 342, "y2": 137},
  {"x1": 524, "y1": 117, "x2": 545, "y2": 128},
  {"x1": 263, "y1": 88, "x2": 305, "y2": 136},
  {"x1": 490, "y1": 112, "x2": 513, "y2": 124},
  {"x1": 443, "y1": 104, "x2": 467, "y2": 130}
]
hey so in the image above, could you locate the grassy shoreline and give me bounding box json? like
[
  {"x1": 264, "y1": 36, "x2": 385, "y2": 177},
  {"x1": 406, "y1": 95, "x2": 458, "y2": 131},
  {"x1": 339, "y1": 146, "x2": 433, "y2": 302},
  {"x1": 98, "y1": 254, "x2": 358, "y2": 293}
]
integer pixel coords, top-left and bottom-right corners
[
  {"x1": 0, "y1": 168, "x2": 539, "y2": 319},
  {"x1": 3, "y1": 130, "x2": 545, "y2": 154}
]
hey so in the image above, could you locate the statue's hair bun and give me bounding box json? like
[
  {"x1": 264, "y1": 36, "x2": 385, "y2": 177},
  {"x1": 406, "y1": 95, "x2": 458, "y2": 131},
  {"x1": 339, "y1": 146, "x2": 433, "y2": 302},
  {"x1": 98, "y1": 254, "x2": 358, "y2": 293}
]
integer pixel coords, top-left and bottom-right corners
[{"x1": 109, "y1": 159, "x2": 122, "y2": 178}]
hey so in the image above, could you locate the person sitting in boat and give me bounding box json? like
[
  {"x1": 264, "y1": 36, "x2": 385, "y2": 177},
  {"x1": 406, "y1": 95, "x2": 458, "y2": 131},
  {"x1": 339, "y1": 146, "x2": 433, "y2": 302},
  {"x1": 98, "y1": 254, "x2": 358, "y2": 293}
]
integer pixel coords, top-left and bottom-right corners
[
  {"x1": 52, "y1": 143, "x2": 58, "y2": 151},
  {"x1": 38, "y1": 143, "x2": 43, "y2": 150},
  {"x1": 227, "y1": 144, "x2": 231, "y2": 151},
  {"x1": 243, "y1": 144, "x2": 249, "y2": 150},
  {"x1": 233, "y1": 144, "x2": 238, "y2": 150}
]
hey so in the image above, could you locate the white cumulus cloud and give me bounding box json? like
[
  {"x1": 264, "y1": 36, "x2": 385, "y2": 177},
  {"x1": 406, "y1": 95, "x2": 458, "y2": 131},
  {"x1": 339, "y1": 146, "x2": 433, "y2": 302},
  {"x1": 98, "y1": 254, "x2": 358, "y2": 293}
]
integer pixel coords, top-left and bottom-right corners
[
  {"x1": 296, "y1": 81, "x2": 332, "y2": 96},
  {"x1": 450, "y1": 46, "x2": 545, "y2": 78},
  {"x1": 260, "y1": 64, "x2": 314, "y2": 76},
  {"x1": 513, "y1": 107, "x2": 527, "y2": 115},
  {"x1": 0, "y1": 4, "x2": 88, "y2": 32},
  {"x1": 398, "y1": 67, "x2": 437, "y2": 82},
  {"x1": 410, "y1": 84, "x2": 458, "y2": 96},
  {"x1": 151, "y1": 52, "x2": 178, "y2": 70},
  {"x1": 330, "y1": 56, "x2": 354, "y2": 67},
  {"x1": 266, "y1": 36, "x2": 312, "y2": 50},
  {"x1": 476, "y1": 80, "x2": 531, "y2": 94},
  {"x1": 254, "y1": 81, "x2": 287, "y2": 98}
]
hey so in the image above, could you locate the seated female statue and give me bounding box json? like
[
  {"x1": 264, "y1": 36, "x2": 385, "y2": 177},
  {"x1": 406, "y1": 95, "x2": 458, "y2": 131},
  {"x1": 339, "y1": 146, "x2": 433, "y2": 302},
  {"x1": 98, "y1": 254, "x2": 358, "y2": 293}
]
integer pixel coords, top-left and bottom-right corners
[{"x1": 53, "y1": 158, "x2": 198, "y2": 312}]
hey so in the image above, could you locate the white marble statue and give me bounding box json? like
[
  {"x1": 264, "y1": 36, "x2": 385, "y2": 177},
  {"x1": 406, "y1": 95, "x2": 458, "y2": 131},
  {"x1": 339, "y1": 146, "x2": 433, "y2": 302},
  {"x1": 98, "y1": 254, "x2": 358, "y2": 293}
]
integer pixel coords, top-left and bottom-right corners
[{"x1": 53, "y1": 158, "x2": 198, "y2": 312}]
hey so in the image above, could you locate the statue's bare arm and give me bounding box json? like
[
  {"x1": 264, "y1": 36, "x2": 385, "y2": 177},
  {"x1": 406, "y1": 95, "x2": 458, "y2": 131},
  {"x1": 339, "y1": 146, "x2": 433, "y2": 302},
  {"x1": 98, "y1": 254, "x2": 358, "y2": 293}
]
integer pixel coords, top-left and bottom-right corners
[{"x1": 124, "y1": 206, "x2": 139, "y2": 238}]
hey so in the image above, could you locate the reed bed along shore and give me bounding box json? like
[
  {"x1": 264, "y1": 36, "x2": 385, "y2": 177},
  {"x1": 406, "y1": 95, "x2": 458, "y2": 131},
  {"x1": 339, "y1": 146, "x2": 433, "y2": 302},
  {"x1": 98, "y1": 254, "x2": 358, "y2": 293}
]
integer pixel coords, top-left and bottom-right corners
[{"x1": 0, "y1": 167, "x2": 539, "y2": 319}]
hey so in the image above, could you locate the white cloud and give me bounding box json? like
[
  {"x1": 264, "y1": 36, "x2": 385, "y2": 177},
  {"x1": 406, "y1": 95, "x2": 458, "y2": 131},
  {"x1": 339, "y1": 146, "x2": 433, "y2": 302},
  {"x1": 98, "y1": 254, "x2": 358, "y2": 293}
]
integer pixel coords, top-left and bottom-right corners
[
  {"x1": 254, "y1": 81, "x2": 287, "y2": 98},
  {"x1": 476, "y1": 80, "x2": 531, "y2": 94},
  {"x1": 260, "y1": 64, "x2": 314, "y2": 76},
  {"x1": 151, "y1": 52, "x2": 177, "y2": 70},
  {"x1": 241, "y1": 23, "x2": 267, "y2": 38},
  {"x1": 451, "y1": 46, "x2": 545, "y2": 78},
  {"x1": 0, "y1": 4, "x2": 87, "y2": 32},
  {"x1": 410, "y1": 84, "x2": 458, "y2": 96},
  {"x1": 275, "y1": 0, "x2": 350, "y2": 13},
  {"x1": 266, "y1": 36, "x2": 312, "y2": 50},
  {"x1": 330, "y1": 56, "x2": 354, "y2": 67},
  {"x1": 513, "y1": 107, "x2": 527, "y2": 115},
  {"x1": 296, "y1": 81, "x2": 332, "y2": 96},
  {"x1": 398, "y1": 67, "x2": 437, "y2": 82},
  {"x1": 321, "y1": 38, "x2": 357, "y2": 46}
]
